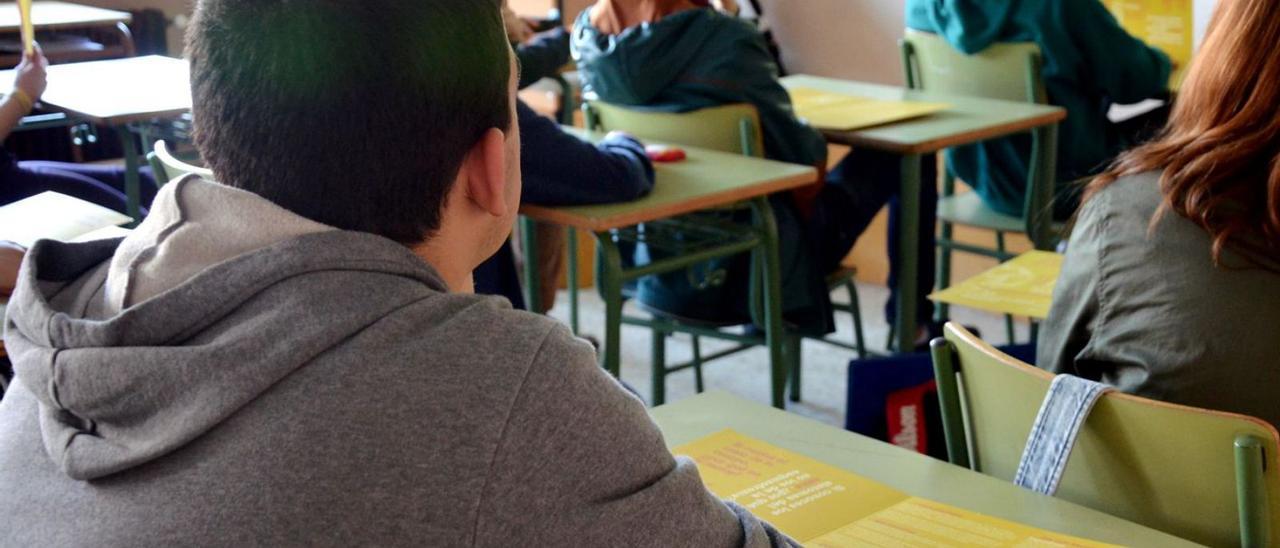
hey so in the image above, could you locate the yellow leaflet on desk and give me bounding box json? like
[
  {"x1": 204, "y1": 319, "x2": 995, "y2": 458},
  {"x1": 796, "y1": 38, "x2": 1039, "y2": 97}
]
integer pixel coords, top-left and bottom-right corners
[
  {"x1": 1104, "y1": 0, "x2": 1193, "y2": 88},
  {"x1": 788, "y1": 87, "x2": 949, "y2": 131},
  {"x1": 930, "y1": 250, "x2": 1064, "y2": 320},
  {"x1": 675, "y1": 429, "x2": 1114, "y2": 547}
]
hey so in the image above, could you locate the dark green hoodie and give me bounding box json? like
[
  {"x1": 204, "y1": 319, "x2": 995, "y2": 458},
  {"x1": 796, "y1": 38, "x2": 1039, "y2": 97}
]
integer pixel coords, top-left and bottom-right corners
[
  {"x1": 906, "y1": 0, "x2": 1172, "y2": 217},
  {"x1": 572, "y1": 8, "x2": 827, "y2": 167},
  {"x1": 572, "y1": 8, "x2": 833, "y2": 332}
]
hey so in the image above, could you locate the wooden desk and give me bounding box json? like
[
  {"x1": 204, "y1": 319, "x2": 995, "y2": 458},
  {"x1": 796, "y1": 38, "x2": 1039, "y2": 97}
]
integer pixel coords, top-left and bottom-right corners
[
  {"x1": 0, "y1": 55, "x2": 191, "y2": 222},
  {"x1": 520, "y1": 128, "x2": 818, "y2": 406},
  {"x1": 653, "y1": 391, "x2": 1198, "y2": 547},
  {"x1": 781, "y1": 75, "x2": 1066, "y2": 354}
]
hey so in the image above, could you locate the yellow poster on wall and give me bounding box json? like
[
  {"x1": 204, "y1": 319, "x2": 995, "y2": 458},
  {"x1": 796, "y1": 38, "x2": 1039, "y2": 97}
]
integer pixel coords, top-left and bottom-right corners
[{"x1": 1105, "y1": 0, "x2": 1194, "y2": 87}]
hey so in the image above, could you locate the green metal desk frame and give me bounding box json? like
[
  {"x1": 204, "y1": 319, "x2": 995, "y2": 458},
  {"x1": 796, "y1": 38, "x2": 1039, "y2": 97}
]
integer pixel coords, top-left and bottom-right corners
[
  {"x1": 522, "y1": 195, "x2": 792, "y2": 408},
  {"x1": 780, "y1": 75, "x2": 1066, "y2": 353}
]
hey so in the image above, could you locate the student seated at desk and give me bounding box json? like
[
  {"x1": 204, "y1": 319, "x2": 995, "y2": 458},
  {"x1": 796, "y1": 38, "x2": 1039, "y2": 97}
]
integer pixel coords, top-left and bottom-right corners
[
  {"x1": 0, "y1": 47, "x2": 158, "y2": 215},
  {"x1": 476, "y1": 4, "x2": 655, "y2": 311},
  {"x1": 574, "y1": 0, "x2": 941, "y2": 341},
  {"x1": 0, "y1": 1, "x2": 795, "y2": 545},
  {"x1": 905, "y1": 0, "x2": 1173, "y2": 218},
  {"x1": 1038, "y1": 0, "x2": 1280, "y2": 427}
]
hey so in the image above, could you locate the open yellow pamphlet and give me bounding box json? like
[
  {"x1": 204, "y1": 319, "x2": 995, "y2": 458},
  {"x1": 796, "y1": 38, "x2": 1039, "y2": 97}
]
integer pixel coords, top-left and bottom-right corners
[
  {"x1": 1103, "y1": 0, "x2": 1193, "y2": 90},
  {"x1": 788, "y1": 87, "x2": 949, "y2": 131},
  {"x1": 929, "y1": 250, "x2": 1064, "y2": 320},
  {"x1": 675, "y1": 429, "x2": 1113, "y2": 547}
]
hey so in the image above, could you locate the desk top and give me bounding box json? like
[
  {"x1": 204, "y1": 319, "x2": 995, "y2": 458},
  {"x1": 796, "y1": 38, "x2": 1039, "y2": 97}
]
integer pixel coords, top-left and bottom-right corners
[
  {"x1": 519, "y1": 128, "x2": 817, "y2": 232},
  {"x1": 652, "y1": 392, "x2": 1197, "y2": 547},
  {"x1": 0, "y1": 1, "x2": 130, "y2": 33},
  {"x1": 0, "y1": 55, "x2": 190, "y2": 125},
  {"x1": 781, "y1": 75, "x2": 1067, "y2": 155}
]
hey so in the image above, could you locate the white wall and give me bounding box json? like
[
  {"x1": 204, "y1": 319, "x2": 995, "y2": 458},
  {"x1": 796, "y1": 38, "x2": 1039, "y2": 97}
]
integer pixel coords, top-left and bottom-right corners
[{"x1": 761, "y1": 0, "x2": 907, "y2": 85}]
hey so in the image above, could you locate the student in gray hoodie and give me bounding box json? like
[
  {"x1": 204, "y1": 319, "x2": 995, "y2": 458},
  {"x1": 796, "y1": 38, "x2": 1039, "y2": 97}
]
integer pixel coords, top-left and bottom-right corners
[{"x1": 0, "y1": 0, "x2": 795, "y2": 546}]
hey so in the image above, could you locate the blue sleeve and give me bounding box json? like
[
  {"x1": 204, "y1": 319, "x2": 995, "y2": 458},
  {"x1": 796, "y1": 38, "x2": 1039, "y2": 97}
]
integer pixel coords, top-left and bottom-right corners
[
  {"x1": 518, "y1": 101, "x2": 655, "y2": 207},
  {"x1": 1065, "y1": 0, "x2": 1173, "y2": 104},
  {"x1": 516, "y1": 28, "x2": 571, "y2": 89}
]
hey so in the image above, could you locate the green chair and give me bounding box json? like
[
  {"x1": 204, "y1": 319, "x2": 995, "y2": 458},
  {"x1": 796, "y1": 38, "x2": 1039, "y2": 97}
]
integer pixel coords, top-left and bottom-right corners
[
  {"x1": 147, "y1": 140, "x2": 213, "y2": 185},
  {"x1": 930, "y1": 324, "x2": 1280, "y2": 547},
  {"x1": 579, "y1": 101, "x2": 866, "y2": 406},
  {"x1": 901, "y1": 29, "x2": 1061, "y2": 342}
]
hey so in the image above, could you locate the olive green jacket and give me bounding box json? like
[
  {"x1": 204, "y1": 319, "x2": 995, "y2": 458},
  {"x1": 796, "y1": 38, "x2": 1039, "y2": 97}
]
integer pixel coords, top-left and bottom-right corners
[{"x1": 1038, "y1": 172, "x2": 1280, "y2": 427}]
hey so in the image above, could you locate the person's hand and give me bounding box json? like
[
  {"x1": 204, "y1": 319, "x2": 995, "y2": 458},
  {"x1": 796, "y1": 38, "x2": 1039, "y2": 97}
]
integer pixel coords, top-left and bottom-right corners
[
  {"x1": 605, "y1": 130, "x2": 639, "y2": 143},
  {"x1": 13, "y1": 44, "x2": 48, "y2": 110},
  {"x1": 711, "y1": 0, "x2": 740, "y2": 15},
  {"x1": 501, "y1": 2, "x2": 534, "y2": 44},
  {"x1": 0, "y1": 241, "x2": 27, "y2": 296}
]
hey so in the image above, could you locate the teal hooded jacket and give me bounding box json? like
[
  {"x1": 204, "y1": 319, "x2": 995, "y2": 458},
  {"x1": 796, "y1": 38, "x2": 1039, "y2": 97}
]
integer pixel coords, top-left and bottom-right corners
[
  {"x1": 572, "y1": 8, "x2": 834, "y2": 333},
  {"x1": 906, "y1": 0, "x2": 1171, "y2": 217}
]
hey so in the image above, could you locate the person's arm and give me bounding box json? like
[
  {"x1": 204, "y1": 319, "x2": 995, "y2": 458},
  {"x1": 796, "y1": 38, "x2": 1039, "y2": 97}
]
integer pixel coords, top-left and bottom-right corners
[
  {"x1": 0, "y1": 47, "x2": 48, "y2": 142},
  {"x1": 518, "y1": 101, "x2": 654, "y2": 207},
  {"x1": 1065, "y1": 0, "x2": 1172, "y2": 104},
  {"x1": 1036, "y1": 195, "x2": 1109, "y2": 376},
  {"x1": 516, "y1": 27, "x2": 571, "y2": 89},
  {"x1": 474, "y1": 324, "x2": 798, "y2": 547},
  {"x1": 707, "y1": 23, "x2": 826, "y2": 167}
]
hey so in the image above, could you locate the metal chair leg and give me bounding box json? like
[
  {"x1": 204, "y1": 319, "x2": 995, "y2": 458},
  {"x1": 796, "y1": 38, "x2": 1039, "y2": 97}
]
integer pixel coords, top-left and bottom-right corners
[
  {"x1": 651, "y1": 324, "x2": 667, "y2": 406},
  {"x1": 787, "y1": 335, "x2": 802, "y2": 403},
  {"x1": 693, "y1": 336, "x2": 706, "y2": 394},
  {"x1": 937, "y1": 222, "x2": 954, "y2": 323},
  {"x1": 996, "y1": 231, "x2": 1017, "y2": 344},
  {"x1": 845, "y1": 281, "x2": 868, "y2": 359}
]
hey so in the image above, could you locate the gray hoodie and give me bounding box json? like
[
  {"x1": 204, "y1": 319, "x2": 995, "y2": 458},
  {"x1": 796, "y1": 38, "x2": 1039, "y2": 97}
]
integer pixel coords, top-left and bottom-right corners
[{"x1": 0, "y1": 178, "x2": 794, "y2": 546}]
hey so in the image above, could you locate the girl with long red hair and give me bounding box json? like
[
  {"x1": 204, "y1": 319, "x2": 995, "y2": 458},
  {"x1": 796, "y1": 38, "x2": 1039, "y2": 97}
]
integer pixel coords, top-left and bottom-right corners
[{"x1": 1038, "y1": 0, "x2": 1280, "y2": 426}]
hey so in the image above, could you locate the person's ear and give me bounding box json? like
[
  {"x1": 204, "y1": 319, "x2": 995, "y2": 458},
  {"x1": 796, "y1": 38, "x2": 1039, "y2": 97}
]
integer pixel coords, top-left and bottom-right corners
[{"x1": 461, "y1": 127, "x2": 510, "y2": 218}]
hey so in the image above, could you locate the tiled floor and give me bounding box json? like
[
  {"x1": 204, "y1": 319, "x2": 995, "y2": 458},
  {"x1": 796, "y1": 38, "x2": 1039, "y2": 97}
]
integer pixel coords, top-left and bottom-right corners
[{"x1": 547, "y1": 282, "x2": 1031, "y2": 427}]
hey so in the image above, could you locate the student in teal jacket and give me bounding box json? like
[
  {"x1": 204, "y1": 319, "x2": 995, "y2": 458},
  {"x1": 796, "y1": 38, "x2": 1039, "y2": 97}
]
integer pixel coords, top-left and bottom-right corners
[
  {"x1": 905, "y1": 0, "x2": 1172, "y2": 218},
  {"x1": 575, "y1": 0, "x2": 939, "y2": 340}
]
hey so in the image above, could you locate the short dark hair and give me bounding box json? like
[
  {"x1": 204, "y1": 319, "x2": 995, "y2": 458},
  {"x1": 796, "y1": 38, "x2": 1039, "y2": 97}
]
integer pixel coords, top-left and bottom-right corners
[{"x1": 187, "y1": 0, "x2": 513, "y2": 243}]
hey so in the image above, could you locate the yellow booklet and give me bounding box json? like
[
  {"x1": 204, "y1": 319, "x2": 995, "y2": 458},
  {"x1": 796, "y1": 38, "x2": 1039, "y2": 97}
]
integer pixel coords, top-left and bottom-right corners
[
  {"x1": 1103, "y1": 0, "x2": 1193, "y2": 90},
  {"x1": 676, "y1": 429, "x2": 1114, "y2": 547},
  {"x1": 788, "y1": 87, "x2": 949, "y2": 131},
  {"x1": 929, "y1": 250, "x2": 1064, "y2": 320}
]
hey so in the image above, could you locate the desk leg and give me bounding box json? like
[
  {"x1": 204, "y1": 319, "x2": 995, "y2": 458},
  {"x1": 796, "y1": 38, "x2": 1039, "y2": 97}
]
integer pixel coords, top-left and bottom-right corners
[
  {"x1": 119, "y1": 127, "x2": 143, "y2": 226},
  {"x1": 895, "y1": 154, "x2": 923, "y2": 354},
  {"x1": 520, "y1": 217, "x2": 542, "y2": 314},
  {"x1": 751, "y1": 197, "x2": 787, "y2": 409},
  {"x1": 596, "y1": 232, "x2": 625, "y2": 378},
  {"x1": 567, "y1": 227, "x2": 580, "y2": 335}
]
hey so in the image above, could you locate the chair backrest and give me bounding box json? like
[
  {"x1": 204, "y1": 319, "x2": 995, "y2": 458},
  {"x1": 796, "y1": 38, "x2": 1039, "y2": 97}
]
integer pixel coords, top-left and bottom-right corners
[
  {"x1": 901, "y1": 28, "x2": 1045, "y2": 104},
  {"x1": 148, "y1": 140, "x2": 214, "y2": 185},
  {"x1": 583, "y1": 101, "x2": 765, "y2": 158},
  {"x1": 931, "y1": 323, "x2": 1280, "y2": 547},
  {"x1": 901, "y1": 29, "x2": 1058, "y2": 248}
]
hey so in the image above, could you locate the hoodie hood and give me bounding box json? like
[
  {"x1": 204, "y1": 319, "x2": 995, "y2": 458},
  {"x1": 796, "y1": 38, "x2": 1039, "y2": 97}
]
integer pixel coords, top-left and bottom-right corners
[
  {"x1": 572, "y1": 7, "x2": 728, "y2": 105},
  {"x1": 4, "y1": 230, "x2": 450, "y2": 481},
  {"x1": 907, "y1": 0, "x2": 1018, "y2": 54}
]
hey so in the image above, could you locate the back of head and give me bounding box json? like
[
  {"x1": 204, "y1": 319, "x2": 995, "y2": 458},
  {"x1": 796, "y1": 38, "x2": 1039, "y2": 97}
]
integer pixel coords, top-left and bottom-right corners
[
  {"x1": 1087, "y1": 0, "x2": 1280, "y2": 268},
  {"x1": 187, "y1": 0, "x2": 511, "y2": 244}
]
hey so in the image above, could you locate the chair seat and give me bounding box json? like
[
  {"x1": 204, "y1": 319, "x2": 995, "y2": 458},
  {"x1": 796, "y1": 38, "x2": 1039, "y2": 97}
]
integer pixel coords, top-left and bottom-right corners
[{"x1": 937, "y1": 192, "x2": 1026, "y2": 233}]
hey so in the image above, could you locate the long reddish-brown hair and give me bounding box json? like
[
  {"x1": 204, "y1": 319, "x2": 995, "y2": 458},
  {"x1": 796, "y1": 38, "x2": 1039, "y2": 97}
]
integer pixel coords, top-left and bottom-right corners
[{"x1": 1085, "y1": 0, "x2": 1280, "y2": 269}]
